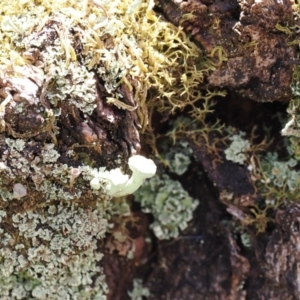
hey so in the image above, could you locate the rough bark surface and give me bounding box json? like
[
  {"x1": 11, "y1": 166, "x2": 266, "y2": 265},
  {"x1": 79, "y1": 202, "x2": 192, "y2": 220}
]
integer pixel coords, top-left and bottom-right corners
[{"x1": 158, "y1": 0, "x2": 296, "y2": 102}]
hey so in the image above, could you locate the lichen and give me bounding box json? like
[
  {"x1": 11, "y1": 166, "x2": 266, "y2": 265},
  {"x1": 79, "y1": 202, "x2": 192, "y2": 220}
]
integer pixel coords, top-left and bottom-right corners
[
  {"x1": 224, "y1": 132, "x2": 251, "y2": 165},
  {"x1": 0, "y1": 202, "x2": 109, "y2": 299},
  {"x1": 225, "y1": 127, "x2": 300, "y2": 232},
  {"x1": 161, "y1": 140, "x2": 193, "y2": 175},
  {"x1": 128, "y1": 278, "x2": 150, "y2": 300},
  {"x1": 134, "y1": 174, "x2": 199, "y2": 240}
]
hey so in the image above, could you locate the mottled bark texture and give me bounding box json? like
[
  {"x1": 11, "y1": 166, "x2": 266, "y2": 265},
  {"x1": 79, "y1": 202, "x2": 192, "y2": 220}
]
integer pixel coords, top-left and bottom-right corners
[
  {"x1": 263, "y1": 204, "x2": 300, "y2": 299},
  {"x1": 158, "y1": 0, "x2": 296, "y2": 102}
]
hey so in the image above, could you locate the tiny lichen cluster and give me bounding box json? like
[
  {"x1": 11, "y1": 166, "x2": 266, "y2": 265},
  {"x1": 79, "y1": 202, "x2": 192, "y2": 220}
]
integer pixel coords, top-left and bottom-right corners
[
  {"x1": 262, "y1": 153, "x2": 298, "y2": 190},
  {"x1": 221, "y1": 123, "x2": 300, "y2": 232},
  {"x1": 128, "y1": 278, "x2": 150, "y2": 300},
  {"x1": 161, "y1": 140, "x2": 193, "y2": 175},
  {"x1": 224, "y1": 132, "x2": 251, "y2": 165},
  {"x1": 256, "y1": 147, "x2": 300, "y2": 204},
  {"x1": 134, "y1": 174, "x2": 199, "y2": 240}
]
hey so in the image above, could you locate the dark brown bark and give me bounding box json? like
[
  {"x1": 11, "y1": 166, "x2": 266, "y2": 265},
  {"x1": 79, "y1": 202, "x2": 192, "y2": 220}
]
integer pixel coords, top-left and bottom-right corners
[{"x1": 157, "y1": 0, "x2": 296, "y2": 102}]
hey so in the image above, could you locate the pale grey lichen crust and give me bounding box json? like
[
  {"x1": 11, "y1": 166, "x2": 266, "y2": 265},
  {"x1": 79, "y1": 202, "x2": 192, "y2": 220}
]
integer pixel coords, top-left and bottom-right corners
[{"x1": 0, "y1": 203, "x2": 108, "y2": 299}]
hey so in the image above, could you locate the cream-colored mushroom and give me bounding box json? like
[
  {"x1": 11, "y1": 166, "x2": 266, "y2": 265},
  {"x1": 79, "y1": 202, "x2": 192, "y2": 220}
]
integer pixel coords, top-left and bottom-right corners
[{"x1": 90, "y1": 155, "x2": 157, "y2": 197}]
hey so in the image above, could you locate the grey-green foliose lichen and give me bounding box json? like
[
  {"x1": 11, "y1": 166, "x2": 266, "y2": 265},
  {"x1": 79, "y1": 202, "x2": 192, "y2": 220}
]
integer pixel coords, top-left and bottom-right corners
[{"x1": 134, "y1": 174, "x2": 199, "y2": 240}]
